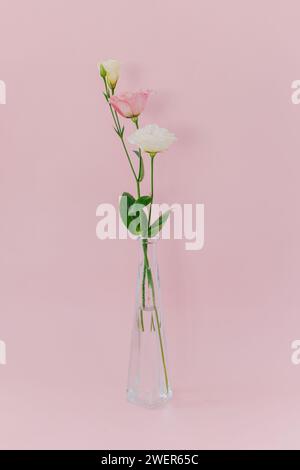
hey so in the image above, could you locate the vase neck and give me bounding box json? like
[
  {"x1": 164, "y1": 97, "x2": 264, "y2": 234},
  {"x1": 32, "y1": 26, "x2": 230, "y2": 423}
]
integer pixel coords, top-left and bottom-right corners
[{"x1": 139, "y1": 238, "x2": 158, "y2": 267}]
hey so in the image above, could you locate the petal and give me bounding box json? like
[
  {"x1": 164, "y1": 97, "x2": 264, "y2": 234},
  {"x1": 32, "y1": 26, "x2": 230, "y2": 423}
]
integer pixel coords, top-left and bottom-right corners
[
  {"x1": 110, "y1": 96, "x2": 133, "y2": 118},
  {"x1": 129, "y1": 91, "x2": 150, "y2": 116}
]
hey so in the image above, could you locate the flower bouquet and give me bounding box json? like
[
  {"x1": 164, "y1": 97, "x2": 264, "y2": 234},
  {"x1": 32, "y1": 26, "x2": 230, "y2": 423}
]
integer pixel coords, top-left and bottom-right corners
[{"x1": 99, "y1": 59, "x2": 176, "y2": 407}]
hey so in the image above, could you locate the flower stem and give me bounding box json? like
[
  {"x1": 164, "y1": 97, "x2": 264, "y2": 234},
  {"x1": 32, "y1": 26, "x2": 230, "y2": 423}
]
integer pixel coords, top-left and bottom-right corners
[
  {"x1": 142, "y1": 264, "x2": 146, "y2": 309},
  {"x1": 150, "y1": 314, "x2": 155, "y2": 332},
  {"x1": 139, "y1": 308, "x2": 144, "y2": 332},
  {"x1": 103, "y1": 78, "x2": 119, "y2": 130},
  {"x1": 142, "y1": 240, "x2": 169, "y2": 394},
  {"x1": 119, "y1": 135, "x2": 140, "y2": 197},
  {"x1": 102, "y1": 77, "x2": 140, "y2": 198},
  {"x1": 148, "y1": 156, "x2": 154, "y2": 229},
  {"x1": 141, "y1": 152, "x2": 154, "y2": 333},
  {"x1": 133, "y1": 117, "x2": 139, "y2": 129}
]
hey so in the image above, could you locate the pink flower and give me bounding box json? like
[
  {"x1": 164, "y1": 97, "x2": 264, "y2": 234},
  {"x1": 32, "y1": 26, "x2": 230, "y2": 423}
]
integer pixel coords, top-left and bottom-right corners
[{"x1": 109, "y1": 90, "x2": 151, "y2": 118}]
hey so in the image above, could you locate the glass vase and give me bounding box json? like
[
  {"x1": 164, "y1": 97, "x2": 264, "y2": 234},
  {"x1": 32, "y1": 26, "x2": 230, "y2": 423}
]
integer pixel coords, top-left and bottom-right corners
[{"x1": 127, "y1": 238, "x2": 172, "y2": 408}]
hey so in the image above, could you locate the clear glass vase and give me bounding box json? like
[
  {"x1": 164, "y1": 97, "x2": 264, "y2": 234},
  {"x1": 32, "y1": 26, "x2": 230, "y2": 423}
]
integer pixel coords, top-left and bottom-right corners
[{"x1": 127, "y1": 238, "x2": 172, "y2": 408}]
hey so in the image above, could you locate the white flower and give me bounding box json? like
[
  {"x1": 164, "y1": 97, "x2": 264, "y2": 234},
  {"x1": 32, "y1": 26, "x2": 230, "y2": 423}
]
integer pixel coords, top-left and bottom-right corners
[
  {"x1": 128, "y1": 124, "x2": 176, "y2": 155},
  {"x1": 100, "y1": 59, "x2": 120, "y2": 89}
]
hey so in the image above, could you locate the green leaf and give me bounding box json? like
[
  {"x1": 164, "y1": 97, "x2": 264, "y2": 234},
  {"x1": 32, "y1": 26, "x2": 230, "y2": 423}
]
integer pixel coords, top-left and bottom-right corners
[
  {"x1": 133, "y1": 150, "x2": 142, "y2": 158},
  {"x1": 136, "y1": 195, "x2": 152, "y2": 207},
  {"x1": 113, "y1": 125, "x2": 124, "y2": 138},
  {"x1": 128, "y1": 203, "x2": 148, "y2": 237},
  {"x1": 119, "y1": 192, "x2": 136, "y2": 231},
  {"x1": 148, "y1": 210, "x2": 171, "y2": 238}
]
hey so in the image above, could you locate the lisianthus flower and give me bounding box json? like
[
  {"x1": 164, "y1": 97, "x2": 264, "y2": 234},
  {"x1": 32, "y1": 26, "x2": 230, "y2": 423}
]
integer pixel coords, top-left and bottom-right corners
[
  {"x1": 109, "y1": 90, "x2": 151, "y2": 118},
  {"x1": 128, "y1": 124, "x2": 176, "y2": 155},
  {"x1": 99, "y1": 59, "x2": 120, "y2": 89}
]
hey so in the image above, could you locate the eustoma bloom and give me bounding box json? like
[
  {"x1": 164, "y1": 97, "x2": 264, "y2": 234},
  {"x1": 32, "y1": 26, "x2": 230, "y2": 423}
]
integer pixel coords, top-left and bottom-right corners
[
  {"x1": 110, "y1": 91, "x2": 151, "y2": 119},
  {"x1": 128, "y1": 124, "x2": 176, "y2": 156},
  {"x1": 99, "y1": 59, "x2": 120, "y2": 90},
  {"x1": 127, "y1": 123, "x2": 176, "y2": 238}
]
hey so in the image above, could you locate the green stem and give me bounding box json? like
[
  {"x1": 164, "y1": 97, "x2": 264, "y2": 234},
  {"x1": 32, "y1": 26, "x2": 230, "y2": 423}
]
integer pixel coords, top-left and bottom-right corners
[
  {"x1": 132, "y1": 117, "x2": 139, "y2": 129},
  {"x1": 114, "y1": 105, "x2": 122, "y2": 131},
  {"x1": 153, "y1": 305, "x2": 168, "y2": 391},
  {"x1": 119, "y1": 136, "x2": 140, "y2": 197},
  {"x1": 108, "y1": 104, "x2": 119, "y2": 132},
  {"x1": 142, "y1": 264, "x2": 146, "y2": 309},
  {"x1": 148, "y1": 156, "x2": 154, "y2": 229},
  {"x1": 134, "y1": 118, "x2": 144, "y2": 199},
  {"x1": 150, "y1": 314, "x2": 155, "y2": 332},
  {"x1": 103, "y1": 78, "x2": 140, "y2": 198},
  {"x1": 103, "y1": 78, "x2": 118, "y2": 129},
  {"x1": 139, "y1": 308, "x2": 144, "y2": 332},
  {"x1": 142, "y1": 240, "x2": 169, "y2": 394},
  {"x1": 141, "y1": 151, "x2": 154, "y2": 331}
]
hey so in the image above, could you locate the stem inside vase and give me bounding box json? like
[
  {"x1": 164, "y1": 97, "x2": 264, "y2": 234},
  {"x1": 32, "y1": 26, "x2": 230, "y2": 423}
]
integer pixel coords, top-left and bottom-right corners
[{"x1": 141, "y1": 239, "x2": 169, "y2": 394}]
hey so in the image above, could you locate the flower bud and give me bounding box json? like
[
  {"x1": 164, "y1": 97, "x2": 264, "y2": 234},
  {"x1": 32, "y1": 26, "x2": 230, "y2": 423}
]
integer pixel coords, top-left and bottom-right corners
[
  {"x1": 101, "y1": 59, "x2": 120, "y2": 90},
  {"x1": 99, "y1": 63, "x2": 107, "y2": 79}
]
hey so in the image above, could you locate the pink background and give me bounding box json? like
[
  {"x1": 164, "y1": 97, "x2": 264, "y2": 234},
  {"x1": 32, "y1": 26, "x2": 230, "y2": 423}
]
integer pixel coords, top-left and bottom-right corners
[{"x1": 1, "y1": 0, "x2": 300, "y2": 450}]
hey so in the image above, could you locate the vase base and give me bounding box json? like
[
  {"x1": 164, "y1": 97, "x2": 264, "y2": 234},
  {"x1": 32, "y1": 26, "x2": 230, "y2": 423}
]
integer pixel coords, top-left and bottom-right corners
[{"x1": 127, "y1": 388, "x2": 173, "y2": 409}]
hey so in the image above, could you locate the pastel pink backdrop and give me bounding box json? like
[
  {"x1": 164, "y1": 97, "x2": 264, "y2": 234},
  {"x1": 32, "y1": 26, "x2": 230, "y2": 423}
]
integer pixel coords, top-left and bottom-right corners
[{"x1": 1, "y1": 0, "x2": 300, "y2": 450}]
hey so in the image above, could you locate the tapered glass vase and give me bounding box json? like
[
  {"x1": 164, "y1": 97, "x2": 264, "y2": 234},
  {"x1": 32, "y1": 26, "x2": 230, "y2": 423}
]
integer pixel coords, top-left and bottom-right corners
[{"x1": 127, "y1": 238, "x2": 172, "y2": 408}]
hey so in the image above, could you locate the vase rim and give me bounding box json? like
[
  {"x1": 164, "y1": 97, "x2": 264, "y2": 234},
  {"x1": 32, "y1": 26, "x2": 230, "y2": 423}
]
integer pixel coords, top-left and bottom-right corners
[{"x1": 138, "y1": 236, "x2": 158, "y2": 245}]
